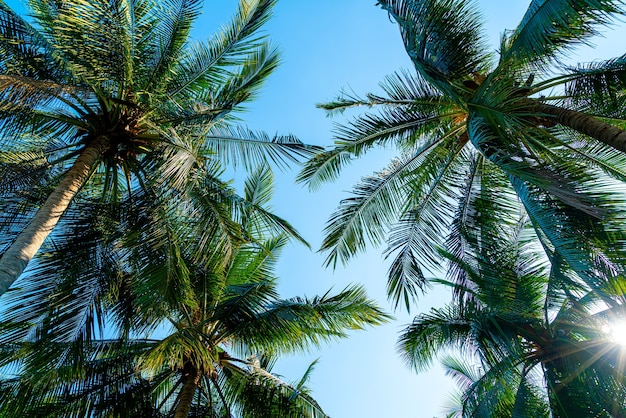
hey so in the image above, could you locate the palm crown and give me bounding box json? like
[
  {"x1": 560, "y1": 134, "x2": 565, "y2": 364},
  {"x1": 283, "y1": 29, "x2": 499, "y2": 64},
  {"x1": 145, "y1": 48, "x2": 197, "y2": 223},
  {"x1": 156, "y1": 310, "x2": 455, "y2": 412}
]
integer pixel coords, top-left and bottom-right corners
[
  {"x1": 299, "y1": 0, "x2": 626, "y2": 310},
  {"x1": 398, "y1": 206, "x2": 626, "y2": 417},
  {"x1": 0, "y1": 0, "x2": 319, "y2": 292},
  {"x1": 0, "y1": 166, "x2": 389, "y2": 417}
]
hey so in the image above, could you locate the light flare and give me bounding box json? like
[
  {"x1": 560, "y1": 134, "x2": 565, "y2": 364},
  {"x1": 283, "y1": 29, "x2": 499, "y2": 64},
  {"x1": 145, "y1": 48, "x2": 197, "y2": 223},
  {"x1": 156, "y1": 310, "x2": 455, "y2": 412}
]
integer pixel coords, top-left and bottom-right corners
[{"x1": 603, "y1": 321, "x2": 626, "y2": 345}]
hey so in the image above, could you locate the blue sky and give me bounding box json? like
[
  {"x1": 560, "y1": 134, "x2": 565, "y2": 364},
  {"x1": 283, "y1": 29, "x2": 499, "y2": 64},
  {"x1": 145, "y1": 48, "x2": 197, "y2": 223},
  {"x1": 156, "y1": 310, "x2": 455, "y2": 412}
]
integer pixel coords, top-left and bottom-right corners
[
  {"x1": 7, "y1": 0, "x2": 626, "y2": 416},
  {"x1": 199, "y1": 1, "x2": 626, "y2": 417}
]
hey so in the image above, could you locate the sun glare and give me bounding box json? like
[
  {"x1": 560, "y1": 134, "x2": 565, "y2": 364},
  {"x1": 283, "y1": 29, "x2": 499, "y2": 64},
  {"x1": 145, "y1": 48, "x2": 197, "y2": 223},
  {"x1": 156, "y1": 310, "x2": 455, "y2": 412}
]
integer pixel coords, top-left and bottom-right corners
[{"x1": 603, "y1": 321, "x2": 626, "y2": 345}]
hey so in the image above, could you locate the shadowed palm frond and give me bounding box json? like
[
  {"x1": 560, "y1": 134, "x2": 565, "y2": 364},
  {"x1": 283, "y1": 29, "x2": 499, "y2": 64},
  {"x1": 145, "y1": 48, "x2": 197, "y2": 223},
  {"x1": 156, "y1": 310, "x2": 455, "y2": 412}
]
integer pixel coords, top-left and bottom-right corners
[
  {"x1": 222, "y1": 357, "x2": 329, "y2": 418},
  {"x1": 501, "y1": 0, "x2": 625, "y2": 71},
  {"x1": 377, "y1": 0, "x2": 492, "y2": 95},
  {"x1": 565, "y1": 54, "x2": 626, "y2": 117}
]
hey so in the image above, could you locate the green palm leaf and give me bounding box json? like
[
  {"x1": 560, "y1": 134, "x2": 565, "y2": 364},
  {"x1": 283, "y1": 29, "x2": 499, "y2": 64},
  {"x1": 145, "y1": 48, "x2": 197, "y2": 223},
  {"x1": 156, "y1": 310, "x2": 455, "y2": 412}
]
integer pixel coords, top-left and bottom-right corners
[
  {"x1": 377, "y1": 0, "x2": 491, "y2": 96},
  {"x1": 0, "y1": 1, "x2": 58, "y2": 79},
  {"x1": 233, "y1": 285, "x2": 390, "y2": 353},
  {"x1": 501, "y1": 0, "x2": 624, "y2": 71},
  {"x1": 202, "y1": 126, "x2": 321, "y2": 171}
]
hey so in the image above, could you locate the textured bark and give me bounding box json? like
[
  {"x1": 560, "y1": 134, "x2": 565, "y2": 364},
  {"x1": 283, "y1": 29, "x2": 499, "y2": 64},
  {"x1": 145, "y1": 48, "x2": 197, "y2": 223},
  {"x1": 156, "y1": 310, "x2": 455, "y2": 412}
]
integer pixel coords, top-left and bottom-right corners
[
  {"x1": 533, "y1": 102, "x2": 626, "y2": 153},
  {"x1": 174, "y1": 365, "x2": 201, "y2": 418},
  {"x1": 0, "y1": 136, "x2": 109, "y2": 294}
]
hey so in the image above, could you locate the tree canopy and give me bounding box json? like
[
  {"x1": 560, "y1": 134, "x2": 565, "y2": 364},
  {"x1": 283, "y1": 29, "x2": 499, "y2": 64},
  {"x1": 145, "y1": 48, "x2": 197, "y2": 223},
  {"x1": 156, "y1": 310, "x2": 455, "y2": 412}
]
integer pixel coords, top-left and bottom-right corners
[
  {"x1": 0, "y1": 0, "x2": 319, "y2": 292},
  {"x1": 299, "y1": 0, "x2": 626, "y2": 312}
]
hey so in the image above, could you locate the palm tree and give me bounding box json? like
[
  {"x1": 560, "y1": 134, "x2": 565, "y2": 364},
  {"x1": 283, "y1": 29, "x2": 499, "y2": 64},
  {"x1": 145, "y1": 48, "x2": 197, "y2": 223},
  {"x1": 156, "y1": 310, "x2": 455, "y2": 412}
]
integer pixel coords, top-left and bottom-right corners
[
  {"x1": 298, "y1": 0, "x2": 626, "y2": 310},
  {"x1": 0, "y1": 282, "x2": 384, "y2": 417},
  {"x1": 0, "y1": 166, "x2": 390, "y2": 417},
  {"x1": 397, "y1": 210, "x2": 626, "y2": 417},
  {"x1": 0, "y1": 0, "x2": 319, "y2": 294}
]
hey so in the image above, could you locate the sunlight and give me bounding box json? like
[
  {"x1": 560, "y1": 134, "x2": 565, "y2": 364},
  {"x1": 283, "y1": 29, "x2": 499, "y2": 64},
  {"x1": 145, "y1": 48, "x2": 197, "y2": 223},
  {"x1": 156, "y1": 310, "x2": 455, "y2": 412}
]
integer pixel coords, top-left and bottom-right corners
[{"x1": 603, "y1": 321, "x2": 626, "y2": 345}]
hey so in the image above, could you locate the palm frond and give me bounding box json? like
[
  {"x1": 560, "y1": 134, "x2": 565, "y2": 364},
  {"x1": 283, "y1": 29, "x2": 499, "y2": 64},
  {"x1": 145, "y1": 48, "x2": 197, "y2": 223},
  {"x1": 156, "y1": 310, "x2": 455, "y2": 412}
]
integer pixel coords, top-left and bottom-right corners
[
  {"x1": 543, "y1": 340, "x2": 626, "y2": 417},
  {"x1": 202, "y1": 126, "x2": 321, "y2": 171},
  {"x1": 510, "y1": 373, "x2": 551, "y2": 418},
  {"x1": 0, "y1": 74, "x2": 86, "y2": 116},
  {"x1": 222, "y1": 357, "x2": 328, "y2": 418},
  {"x1": 384, "y1": 134, "x2": 471, "y2": 310},
  {"x1": 510, "y1": 177, "x2": 624, "y2": 296},
  {"x1": 225, "y1": 237, "x2": 285, "y2": 287},
  {"x1": 165, "y1": 0, "x2": 276, "y2": 98},
  {"x1": 565, "y1": 54, "x2": 626, "y2": 117},
  {"x1": 398, "y1": 304, "x2": 475, "y2": 372},
  {"x1": 0, "y1": 148, "x2": 50, "y2": 195},
  {"x1": 377, "y1": 0, "x2": 492, "y2": 96},
  {"x1": 295, "y1": 147, "x2": 355, "y2": 191},
  {"x1": 227, "y1": 165, "x2": 310, "y2": 246},
  {"x1": 167, "y1": 43, "x2": 280, "y2": 127},
  {"x1": 444, "y1": 154, "x2": 484, "y2": 300},
  {"x1": 318, "y1": 69, "x2": 449, "y2": 115},
  {"x1": 138, "y1": 327, "x2": 215, "y2": 375},
  {"x1": 0, "y1": 202, "x2": 115, "y2": 345},
  {"x1": 319, "y1": 157, "x2": 413, "y2": 268},
  {"x1": 0, "y1": 1, "x2": 59, "y2": 79},
  {"x1": 184, "y1": 174, "x2": 249, "y2": 268},
  {"x1": 501, "y1": 0, "x2": 624, "y2": 71},
  {"x1": 138, "y1": 0, "x2": 204, "y2": 92},
  {"x1": 0, "y1": 339, "x2": 166, "y2": 417},
  {"x1": 28, "y1": 0, "x2": 138, "y2": 87},
  {"x1": 300, "y1": 77, "x2": 459, "y2": 190},
  {"x1": 233, "y1": 285, "x2": 390, "y2": 353}
]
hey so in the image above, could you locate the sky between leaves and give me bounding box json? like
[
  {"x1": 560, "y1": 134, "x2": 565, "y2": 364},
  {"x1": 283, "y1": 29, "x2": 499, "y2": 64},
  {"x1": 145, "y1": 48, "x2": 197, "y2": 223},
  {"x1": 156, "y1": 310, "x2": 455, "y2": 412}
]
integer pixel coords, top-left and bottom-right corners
[
  {"x1": 6, "y1": 0, "x2": 626, "y2": 417},
  {"x1": 215, "y1": 2, "x2": 626, "y2": 417}
]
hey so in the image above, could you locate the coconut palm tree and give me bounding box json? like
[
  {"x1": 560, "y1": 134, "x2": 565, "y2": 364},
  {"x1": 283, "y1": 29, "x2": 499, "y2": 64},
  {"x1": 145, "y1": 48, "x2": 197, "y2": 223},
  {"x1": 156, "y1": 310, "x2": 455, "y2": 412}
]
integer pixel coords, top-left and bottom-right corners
[
  {"x1": 0, "y1": 0, "x2": 319, "y2": 294},
  {"x1": 0, "y1": 166, "x2": 389, "y2": 417},
  {"x1": 0, "y1": 278, "x2": 384, "y2": 416},
  {"x1": 397, "y1": 209, "x2": 626, "y2": 417},
  {"x1": 298, "y1": 0, "x2": 626, "y2": 310}
]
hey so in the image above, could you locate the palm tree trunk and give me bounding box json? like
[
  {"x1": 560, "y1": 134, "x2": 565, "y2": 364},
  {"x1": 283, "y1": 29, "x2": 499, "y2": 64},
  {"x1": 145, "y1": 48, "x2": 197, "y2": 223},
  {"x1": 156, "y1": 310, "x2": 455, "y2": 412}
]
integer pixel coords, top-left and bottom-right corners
[
  {"x1": 533, "y1": 102, "x2": 626, "y2": 153},
  {"x1": 174, "y1": 364, "x2": 201, "y2": 418},
  {"x1": 0, "y1": 136, "x2": 109, "y2": 294}
]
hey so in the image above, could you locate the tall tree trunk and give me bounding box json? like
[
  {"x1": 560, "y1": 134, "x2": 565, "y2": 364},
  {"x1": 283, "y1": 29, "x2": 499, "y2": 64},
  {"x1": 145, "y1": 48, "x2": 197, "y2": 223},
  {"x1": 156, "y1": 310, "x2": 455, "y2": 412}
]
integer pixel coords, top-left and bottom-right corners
[
  {"x1": 0, "y1": 136, "x2": 109, "y2": 294},
  {"x1": 174, "y1": 364, "x2": 201, "y2": 418},
  {"x1": 534, "y1": 102, "x2": 626, "y2": 153}
]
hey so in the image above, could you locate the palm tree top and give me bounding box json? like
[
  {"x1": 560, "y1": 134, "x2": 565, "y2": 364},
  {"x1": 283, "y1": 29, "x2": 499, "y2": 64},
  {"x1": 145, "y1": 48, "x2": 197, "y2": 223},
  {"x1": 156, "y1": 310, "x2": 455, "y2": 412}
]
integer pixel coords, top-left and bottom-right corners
[
  {"x1": 299, "y1": 0, "x2": 626, "y2": 312},
  {"x1": 0, "y1": 0, "x2": 323, "y2": 292},
  {"x1": 398, "y1": 211, "x2": 626, "y2": 416},
  {"x1": 0, "y1": 169, "x2": 390, "y2": 416}
]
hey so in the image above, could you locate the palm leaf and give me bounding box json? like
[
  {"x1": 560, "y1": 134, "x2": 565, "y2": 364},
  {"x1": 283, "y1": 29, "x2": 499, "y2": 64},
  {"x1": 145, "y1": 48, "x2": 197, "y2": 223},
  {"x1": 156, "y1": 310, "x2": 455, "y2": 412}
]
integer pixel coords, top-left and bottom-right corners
[
  {"x1": 201, "y1": 126, "x2": 321, "y2": 171},
  {"x1": 501, "y1": 0, "x2": 624, "y2": 71},
  {"x1": 28, "y1": 0, "x2": 136, "y2": 87},
  {"x1": 319, "y1": 157, "x2": 412, "y2": 268},
  {"x1": 565, "y1": 54, "x2": 626, "y2": 117},
  {"x1": 166, "y1": 44, "x2": 280, "y2": 127},
  {"x1": 384, "y1": 133, "x2": 471, "y2": 310},
  {"x1": 0, "y1": 1, "x2": 59, "y2": 79},
  {"x1": 232, "y1": 285, "x2": 390, "y2": 353},
  {"x1": 399, "y1": 304, "x2": 475, "y2": 372},
  {"x1": 165, "y1": 0, "x2": 276, "y2": 98},
  {"x1": 377, "y1": 0, "x2": 491, "y2": 96},
  {"x1": 139, "y1": 0, "x2": 204, "y2": 92},
  {"x1": 222, "y1": 357, "x2": 328, "y2": 418},
  {"x1": 300, "y1": 70, "x2": 458, "y2": 190}
]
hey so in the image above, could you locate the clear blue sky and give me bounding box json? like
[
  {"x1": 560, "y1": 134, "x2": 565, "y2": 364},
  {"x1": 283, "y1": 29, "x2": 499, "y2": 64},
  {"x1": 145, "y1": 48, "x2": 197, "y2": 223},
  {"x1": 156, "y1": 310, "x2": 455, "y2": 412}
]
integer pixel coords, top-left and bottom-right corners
[{"x1": 8, "y1": 0, "x2": 626, "y2": 416}]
